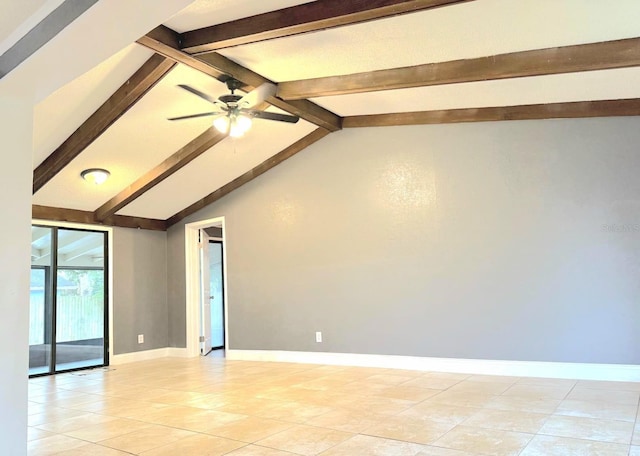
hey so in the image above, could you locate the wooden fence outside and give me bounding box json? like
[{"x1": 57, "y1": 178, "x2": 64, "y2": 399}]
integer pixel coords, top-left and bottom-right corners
[{"x1": 29, "y1": 294, "x2": 104, "y2": 345}]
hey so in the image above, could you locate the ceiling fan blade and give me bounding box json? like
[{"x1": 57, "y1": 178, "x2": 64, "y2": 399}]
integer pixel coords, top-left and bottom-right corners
[
  {"x1": 177, "y1": 84, "x2": 219, "y2": 105},
  {"x1": 247, "y1": 110, "x2": 300, "y2": 123},
  {"x1": 238, "y1": 82, "x2": 277, "y2": 108},
  {"x1": 167, "y1": 112, "x2": 223, "y2": 121}
]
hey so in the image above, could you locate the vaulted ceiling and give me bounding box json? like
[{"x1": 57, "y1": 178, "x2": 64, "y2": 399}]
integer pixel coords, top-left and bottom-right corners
[{"x1": 25, "y1": 0, "x2": 640, "y2": 231}]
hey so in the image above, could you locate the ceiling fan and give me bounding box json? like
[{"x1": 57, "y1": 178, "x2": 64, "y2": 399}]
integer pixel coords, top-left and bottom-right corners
[{"x1": 168, "y1": 78, "x2": 299, "y2": 137}]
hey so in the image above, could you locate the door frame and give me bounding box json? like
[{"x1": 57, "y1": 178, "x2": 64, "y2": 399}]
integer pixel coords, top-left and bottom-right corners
[
  {"x1": 185, "y1": 216, "x2": 228, "y2": 357},
  {"x1": 31, "y1": 219, "x2": 114, "y2": 368}
]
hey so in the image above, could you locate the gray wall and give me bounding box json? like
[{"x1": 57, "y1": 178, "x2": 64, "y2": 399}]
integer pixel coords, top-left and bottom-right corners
[
  {"x1": 167, "y1": 225, "x2": 186, "y2": 347},
  {"x1": 168, "y1": 118, "x2": 640, "y2": 364},
  {"x1": 112, "y1": 228, "x2": 168, "y2": 354},
  {"x1": 205, "y1": 226, "x2": 223, "y2": 237}
]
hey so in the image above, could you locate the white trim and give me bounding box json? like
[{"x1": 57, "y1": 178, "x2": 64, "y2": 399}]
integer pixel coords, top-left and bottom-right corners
[
  {"x1": 111, "y1": 347, "x2": 189, "y2": 365},
  {"x1": 184, "y1": 217, "x2": 228, "y2": 358},
  {"x1": 31, "y1": 219, "x2": 114, "y2": 365},
  {"x1": 166, "y1": 347, "x2": 190, "y2": 358},
  {"x1": 226, "y1": 350, "x2": 640, "y2": 382}
]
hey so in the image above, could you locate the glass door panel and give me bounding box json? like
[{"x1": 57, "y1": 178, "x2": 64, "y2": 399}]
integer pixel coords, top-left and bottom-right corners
[
  {"x1": 30, "y1": 227, "x2": 53, "y2": 375},
  {"x1": 55, "y1": 229, "x2": 106, "y2": 371}
]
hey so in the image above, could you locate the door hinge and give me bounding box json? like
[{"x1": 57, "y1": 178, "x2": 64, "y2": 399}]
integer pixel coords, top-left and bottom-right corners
[{"x1": 199, "y1": 336, "x2": 205, "y2": 342}]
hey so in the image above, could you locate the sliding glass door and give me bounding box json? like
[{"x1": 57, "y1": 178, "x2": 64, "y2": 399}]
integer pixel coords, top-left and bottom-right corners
[{"x1": 30, "y1": 226, "x2": 108, "y2": 376}]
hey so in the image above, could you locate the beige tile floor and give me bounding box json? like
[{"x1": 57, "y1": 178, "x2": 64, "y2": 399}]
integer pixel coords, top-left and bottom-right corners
[{"x1": 27, "y1": 355, "x2": 640, "y2": 455}]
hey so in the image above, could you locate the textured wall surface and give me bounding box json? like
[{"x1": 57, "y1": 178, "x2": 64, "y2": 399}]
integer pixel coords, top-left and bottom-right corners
[
  {"x1": 112, "y1": 228, "x2": 168, "y2": 354},
  {"x1": 169, "y1": 118, "x2": 640, "y2": 364},
  {"x1": 0, "y1": 97, "x2": 31, "y2": 455},
  {"x1": 167, "y1": 226, "x2": 187, "y2": 347}
]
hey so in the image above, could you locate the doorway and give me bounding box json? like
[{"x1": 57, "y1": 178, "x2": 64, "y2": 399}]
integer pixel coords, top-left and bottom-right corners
[
  {"x1": 29, "y1": 225, "x2": 109, "y2": 376},
  {"x1": 198, "y1": 228, "x2": 225, "y2": 356},
  {"x1": 185, "y1": 217, "x2": 228, "y2": 358}
]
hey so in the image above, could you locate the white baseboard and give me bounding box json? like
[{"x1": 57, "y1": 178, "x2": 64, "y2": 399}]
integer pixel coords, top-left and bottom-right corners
[
  {"x1": 166, "y1": 347, "x2": 190, "y2": 358},
  {"x1": 226, "y1": 349, "x2": 640, "y2": 382},
  {"x1": 111, "y1": 347, "x2": 190, "y2": 365}
]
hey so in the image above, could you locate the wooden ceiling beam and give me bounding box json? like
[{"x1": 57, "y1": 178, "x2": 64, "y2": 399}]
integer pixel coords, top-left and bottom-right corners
[
  {"x1": 94, "y1": 127, "x2": 228, "y2": 221},
  {"x1": 137, "y1": 26, "x2": 342, "y2": 132},
  {"x1": 137, "y1": 26, "x2": 228, "y2": 80},
  {"x1": 278, "y1": 37, "x2": 640, "y2": 100},
  {"x1": 166, "y1": 127, "x2": 331, "y2": 227},
  {"x1": 33, "y1": 205, "x2": 167, "y2": 231},
  {"x1": 32, "y1": 54, "x2": 175, "y2": 193},
  {"x1": 343, "y1": 99, "x2": 640, "y2": 128},
  {"x1": 180, "y1": 0, "x2": 472, "y2": 54}
]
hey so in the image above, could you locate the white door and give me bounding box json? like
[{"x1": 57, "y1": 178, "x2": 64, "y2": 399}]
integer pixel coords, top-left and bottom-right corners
[
  {"x1": 209, "y1": 241, "x2": 224, "y2": 348},
  {"x1": 199, "y1": 229, "x2": 212, "y2": 355}
]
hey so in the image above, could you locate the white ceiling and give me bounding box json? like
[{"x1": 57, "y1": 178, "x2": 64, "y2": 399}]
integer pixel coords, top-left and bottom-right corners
[
  {"x1": 33, "y1": 60, "x2": 230, "y2": 211},
  {"x1": 2, "y1": 0, "x2": 192, "y2": 104},
  {"x1": 219, "y1": 0, "x2": 640, "y2": 82},
  {"x1": 0, "y1": 0, "x2": 54, "y2": 55},
  {"x1": 33, "y1": 44, "x2": 154, "y2": 167},
  {"x1": 119, "y1": 116, "x2": 316, "y2": 219},
  {"x1": 164, "y1": 0, "x2": 313, "y2": 33},
  {"x1": 27, "y1": 0, "x2": 640, "y2": 223}
]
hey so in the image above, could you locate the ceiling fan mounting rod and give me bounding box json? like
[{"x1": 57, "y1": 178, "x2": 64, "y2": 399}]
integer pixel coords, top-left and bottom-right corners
[{"x1": 225, "y1": 77, "x2": 243, "y2": 94}]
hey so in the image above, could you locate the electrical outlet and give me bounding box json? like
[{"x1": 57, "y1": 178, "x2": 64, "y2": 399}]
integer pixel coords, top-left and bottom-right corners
[
  {"x1": 315, "y1": 331, "x2": 322, "y2": 343},
  {"x1": 138, "y1": 334, "x2": 144, "y2": 344}
]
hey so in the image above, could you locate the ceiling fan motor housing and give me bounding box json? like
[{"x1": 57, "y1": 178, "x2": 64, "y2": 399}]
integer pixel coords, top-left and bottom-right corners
[{"x1": 219, "y1": 94, "x2": 243, "y2": 105}]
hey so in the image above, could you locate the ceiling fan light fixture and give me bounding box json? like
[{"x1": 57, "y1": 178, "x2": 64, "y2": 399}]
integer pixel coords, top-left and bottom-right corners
[
  {"x1": 231, "y1": 114, "x2": 252, "y2": 137},
  {"x1": 213, "y1": 115, "x2": 230, "y2": 134},
  {"x1": 214, "y1": 112, "x2": 253, "y2": 138},
  {"x1": 81, "y1": 168, "x2": 110, "y2": 185}
]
